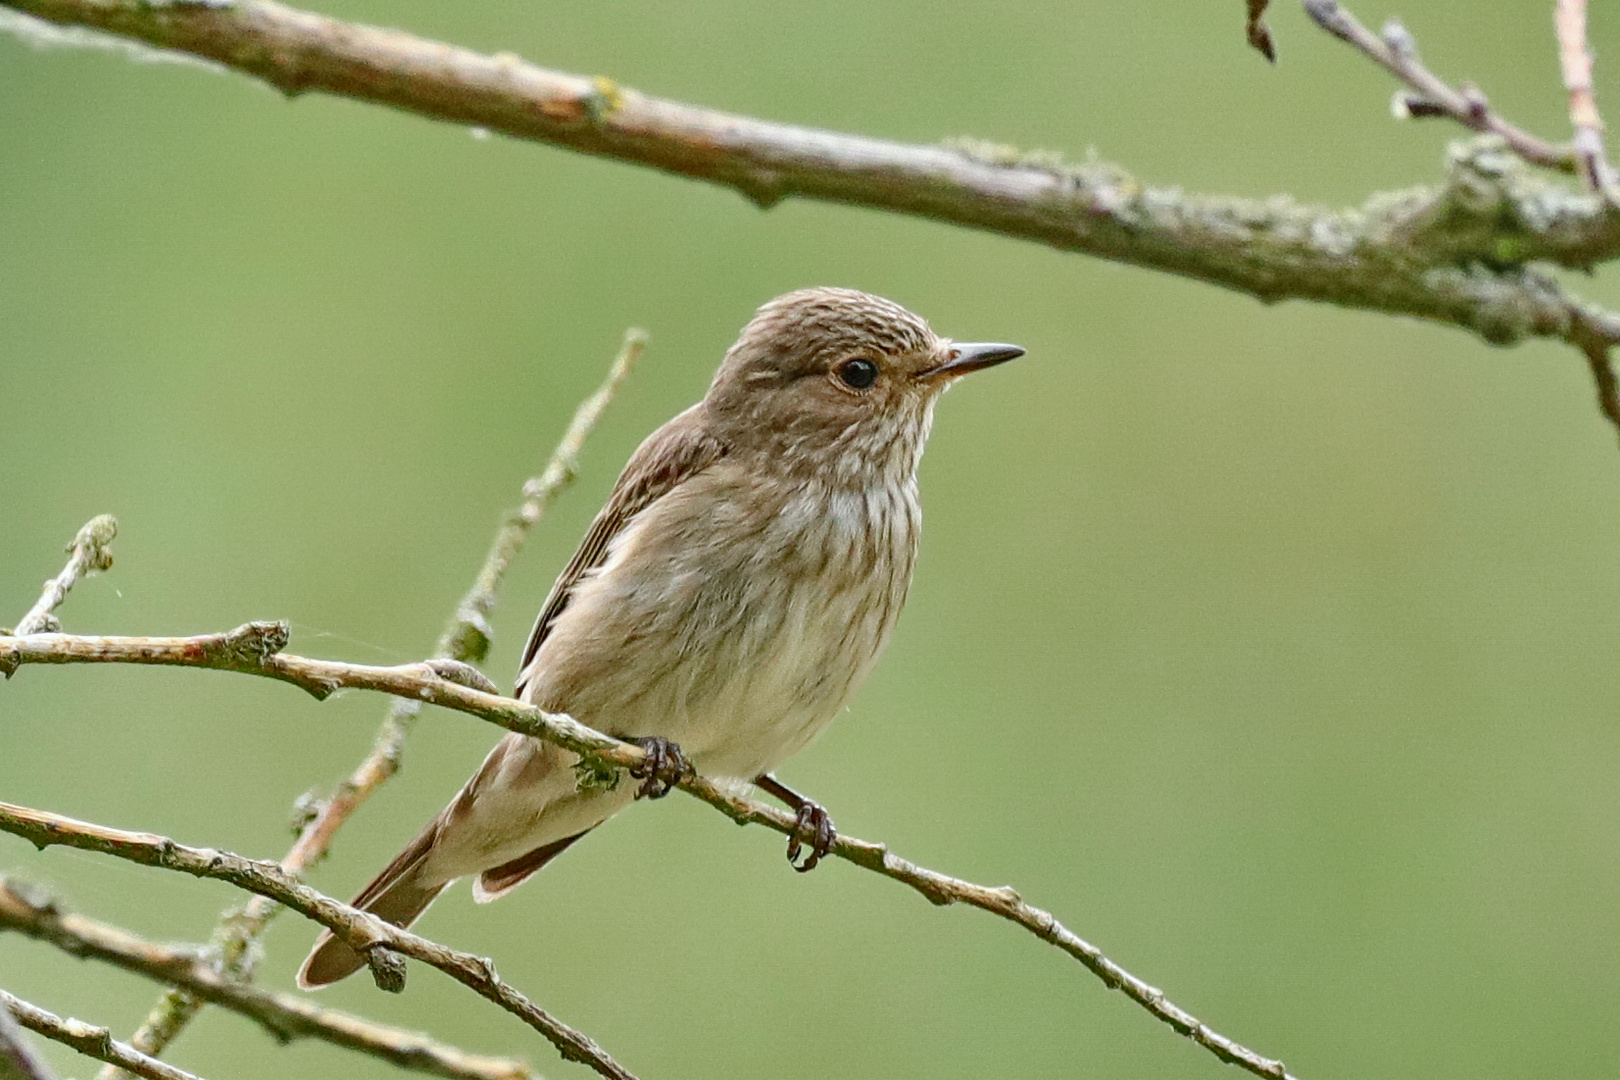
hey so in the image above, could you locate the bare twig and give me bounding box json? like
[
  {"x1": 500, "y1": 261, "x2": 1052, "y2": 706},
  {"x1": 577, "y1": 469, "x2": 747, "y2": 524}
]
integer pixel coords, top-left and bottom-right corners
[
  {"x1": 1567, "y1": 304, "x2": 1620, "y2": 444},
  {"x1": 1246, "y1": 0, "x2": 1276, "y2": 62},
  {"x1": 0, "y1": 802, "x2": 635, "y2": 1080},
  {"x1": 9, "y1": 515, "x2": 116, "y2": 637},
  {"x1": 0, "y1": 999, "x2": 57, "y2": 1080},
  {"x1": 0, "y1": 879, "x2": 530, "y2": 1080},
  {"x1": 1302, "y1": 0, "x2": 1574, "y2": 172},
  {"x1": 1583, "y1": 344, "x2": 1620, "y2": 438},
  {"x1": 1, "y1": 993, "x2": 200, "y2": 1080},
  {"x1": 5, "y1": 0, "x2": 1620, "y2": 354},
  {"x1": 107, "y1": 330, "x2": 643, "y2": 1076},
  {"x1": 0, "y1": 632, "x2": 1296, "y2": 1080},
  {"x1": 1555, "y1": 0, "x2": 1619, "y2": 199},
  {"x1": 1314, "y1": 0, "x2": 1620, "y2": 427}
]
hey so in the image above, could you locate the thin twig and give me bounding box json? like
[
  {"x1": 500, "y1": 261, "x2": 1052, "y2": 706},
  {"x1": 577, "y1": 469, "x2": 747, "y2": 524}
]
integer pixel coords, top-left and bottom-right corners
[
  {"x1": 1567, "y1": 304, "x2": 1620, "y2": 445},
  {"x1": 0, "y1": 998, "x2": 57, "y2": 1080},
  {"x1": 0, "y1": 802, "x2": 635, "y2": 1080},
  {"x1": 107, "y1": 330, "x2": 643, "y2": 1076},
  {"x1": 1555, "y1": 0, "x2": 1619, "y2": 199},
  {"x1": 1583, "y1": 343, "x2": 1620, "y2": 439},
  {"x1": 1301, "y1": 0, "x2": 1620, "y2": 732},
  {"x1": 5, "y1": 0, "x2": 1620, "y2": 352},
  {"x1": 0, "y1": 632, "x2": 1295, "y2": 1080},
  {"x1": 1245, "y1": 0, "x2": 1276, "y2": 62},
  {"x1": 1302, "y1": 0, "x2": 1574, "y2": 172},
  {"x1": 0, "y1": 879, "x2": 530, "y2": 1080},
  {"x1": 9, "y1": 515, "x2": 116, "y2": 637},
  {"x1": 1, "y1": 993, "x2": 201, "y2": 1080}
]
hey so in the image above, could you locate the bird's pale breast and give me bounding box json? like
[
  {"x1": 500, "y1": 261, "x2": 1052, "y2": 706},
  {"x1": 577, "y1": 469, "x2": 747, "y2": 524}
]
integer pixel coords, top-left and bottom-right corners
[{"x1": 526, "y1": 457, "x2": 921, "y2": 781}]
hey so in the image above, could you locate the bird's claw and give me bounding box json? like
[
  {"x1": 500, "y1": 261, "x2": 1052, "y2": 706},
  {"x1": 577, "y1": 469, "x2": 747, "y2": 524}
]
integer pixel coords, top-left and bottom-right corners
[
  {"x1": 786, "y1": 801, "x2": 836, "y2": 872},
  {"x1": 629, "y1": 737, "x2": 690, "y2": 799}
]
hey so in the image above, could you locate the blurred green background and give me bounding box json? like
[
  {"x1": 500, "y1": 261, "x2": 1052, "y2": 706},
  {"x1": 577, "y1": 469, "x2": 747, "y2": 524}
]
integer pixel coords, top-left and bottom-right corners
[{"x1": 5, "y1": 2, "x2": 1620, "y2": 1078}]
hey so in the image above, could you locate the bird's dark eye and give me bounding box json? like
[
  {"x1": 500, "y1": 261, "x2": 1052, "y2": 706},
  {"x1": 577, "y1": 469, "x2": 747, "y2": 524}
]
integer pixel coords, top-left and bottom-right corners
[{"x1": 836, "y1": 358, "x2": 878, "y2": 389}]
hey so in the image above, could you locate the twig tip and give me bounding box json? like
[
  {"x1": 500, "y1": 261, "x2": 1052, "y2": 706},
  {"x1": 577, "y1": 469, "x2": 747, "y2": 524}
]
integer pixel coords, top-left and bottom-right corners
[{"x1": 1244, "y1": 0, "x2": 1276, "y2": 63}]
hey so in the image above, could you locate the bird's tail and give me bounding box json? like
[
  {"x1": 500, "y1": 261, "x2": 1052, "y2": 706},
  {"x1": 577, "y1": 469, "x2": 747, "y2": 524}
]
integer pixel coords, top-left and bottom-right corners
[{"x1": 296, "y1": 821, "x2": 446, "y2": 990}]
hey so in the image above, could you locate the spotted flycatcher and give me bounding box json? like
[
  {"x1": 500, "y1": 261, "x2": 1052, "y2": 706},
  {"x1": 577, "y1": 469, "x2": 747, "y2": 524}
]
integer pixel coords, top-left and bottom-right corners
[{"x1": 299, "y1": 287, "x2": 1022, "y2": 987}]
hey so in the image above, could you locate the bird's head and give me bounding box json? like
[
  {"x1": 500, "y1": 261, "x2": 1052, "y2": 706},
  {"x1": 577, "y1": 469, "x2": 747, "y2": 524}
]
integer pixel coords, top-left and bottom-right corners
[{"x1": 706, "y1": 287, "x2": 1022, "y2": 485}]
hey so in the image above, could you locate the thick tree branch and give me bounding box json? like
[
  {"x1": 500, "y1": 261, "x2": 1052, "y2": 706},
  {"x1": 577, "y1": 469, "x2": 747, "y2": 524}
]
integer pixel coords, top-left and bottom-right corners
[
  {"x1": 9, "y1": 516, "x2": 116, "y2": 637},
  {"x1": 1, "y1": 993, "x2": 201, "y2": 1080},
  {"x1": 1293, "y1": 0, "x2": 1620, "y2": 440},
  {"x1": 0, "y1": 802, "x2": 636, "y2": 1080},
  {"x1": 0, "y1": 879, "x2": 531, "y2": 1080},
  {"x1": 106, "y1": 330, "x2": 642, "y2": 1077},
  {"x1": 0, "y1": 631, "x2": 1295, "y2": 1080},
  {"x1": 4, "y1": 0, "x2": 1620, "y2": 359}
]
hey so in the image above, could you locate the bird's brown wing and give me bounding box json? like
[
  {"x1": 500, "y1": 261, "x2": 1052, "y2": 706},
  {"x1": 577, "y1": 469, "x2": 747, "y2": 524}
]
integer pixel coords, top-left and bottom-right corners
[{"x1": 516, "y1": 403, "x2": 726, "y2": 695}]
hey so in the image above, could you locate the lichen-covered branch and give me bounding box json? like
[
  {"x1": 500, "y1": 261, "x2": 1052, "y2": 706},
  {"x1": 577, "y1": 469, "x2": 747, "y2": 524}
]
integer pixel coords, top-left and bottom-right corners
[
  {"x1": 0, "y1": 878, "x2": 530, "y2": 1080},
  {"x1": 0, "y1": 802, "x2": 636, "y2": 1080},
  {"x1": 3, "y1": 0, "x2": 1620, "y2": 360},
  {"x1": 106, "y1": 330, "x2": 642, "y2": 1078},
  {"x1": 8, "y1": 516, "x2": 117, "y2": 637},
  {"x1": 1300, "y1": 0, "x2": 1620, "y2": 437},
  {"x1": 0, "y1": 630, "x2": 1295, "y2": 1080},
  {"x1": 1, "y1": 992, "x2": 201, "y2": 1080}
]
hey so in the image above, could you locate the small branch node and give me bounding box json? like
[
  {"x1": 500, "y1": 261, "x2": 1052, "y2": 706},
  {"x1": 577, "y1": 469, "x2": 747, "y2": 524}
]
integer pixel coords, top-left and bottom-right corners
[
  {"x1": 288, "y1": 789, "x2": 325, "y2": 835},
  {"x1": 1301, "y1": 0, "x2": 1352, "y2": 42},
  {"x1": 581, "y1": 75, "x2": 623, "y2": 128},
  {"x1": 0, "y1": 877, "x2": 61, "y2": 918},
  {"x1": 1392, "y1": 92, "x2": 1445, "y2": 120},
  {"x1": 445, "y1": 607, "x2": 493, "y2": 664},
  {"x1": 1379, "y1": 18, "x2": 1416, "y2": 62},
  {"x1": 219, "y1": 620, "x2": 290, "y2": 665},
  {"x1": 75, "y1": 514, "x2": 118, "y2": 570},
  {"x1": 425, "y1": 658, "x2": 498, "y2": 695},
  {"x1": 365, "y1": 946, "x2": 408, "y2": 994},
  {"x1": 738, "y1": 173, "x2": 786, "y2": 210}
]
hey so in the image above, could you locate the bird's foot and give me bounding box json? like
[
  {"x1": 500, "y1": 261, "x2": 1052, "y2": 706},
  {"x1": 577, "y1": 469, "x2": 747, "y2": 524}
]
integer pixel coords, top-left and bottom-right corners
[
  {"x1": 629, "y1": 737, "x2": 690, "y2": 799},
  {"x1": 786, "y1": 800, "x2": 836, "y2": 872}
]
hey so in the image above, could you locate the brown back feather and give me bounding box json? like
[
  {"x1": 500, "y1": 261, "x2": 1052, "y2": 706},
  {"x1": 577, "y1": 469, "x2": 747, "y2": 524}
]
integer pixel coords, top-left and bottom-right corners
[{"x1": 516, "y1": 403, "x2": 726, "y2": 694}]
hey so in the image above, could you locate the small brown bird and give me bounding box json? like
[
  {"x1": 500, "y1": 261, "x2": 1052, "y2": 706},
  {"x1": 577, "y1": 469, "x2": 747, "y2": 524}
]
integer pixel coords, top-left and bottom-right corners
[{"x1": 299, "y1": 288, "x2": 1022, "y2": 988}]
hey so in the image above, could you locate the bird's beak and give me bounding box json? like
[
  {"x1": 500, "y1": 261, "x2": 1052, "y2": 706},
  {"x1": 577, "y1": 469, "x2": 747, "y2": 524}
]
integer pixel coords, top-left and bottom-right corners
[{"x1": 920, "y1": 342, "x2": 1025, "y2": 381}]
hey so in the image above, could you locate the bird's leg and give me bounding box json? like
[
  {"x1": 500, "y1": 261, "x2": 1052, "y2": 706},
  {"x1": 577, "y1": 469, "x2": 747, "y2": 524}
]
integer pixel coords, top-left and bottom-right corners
[
  {"x1": 628, "y1": 737, "x2": 691, "y2": 799},
  {"x1": 754, "y1": 773, "x2": 836, "y2": 872}
]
